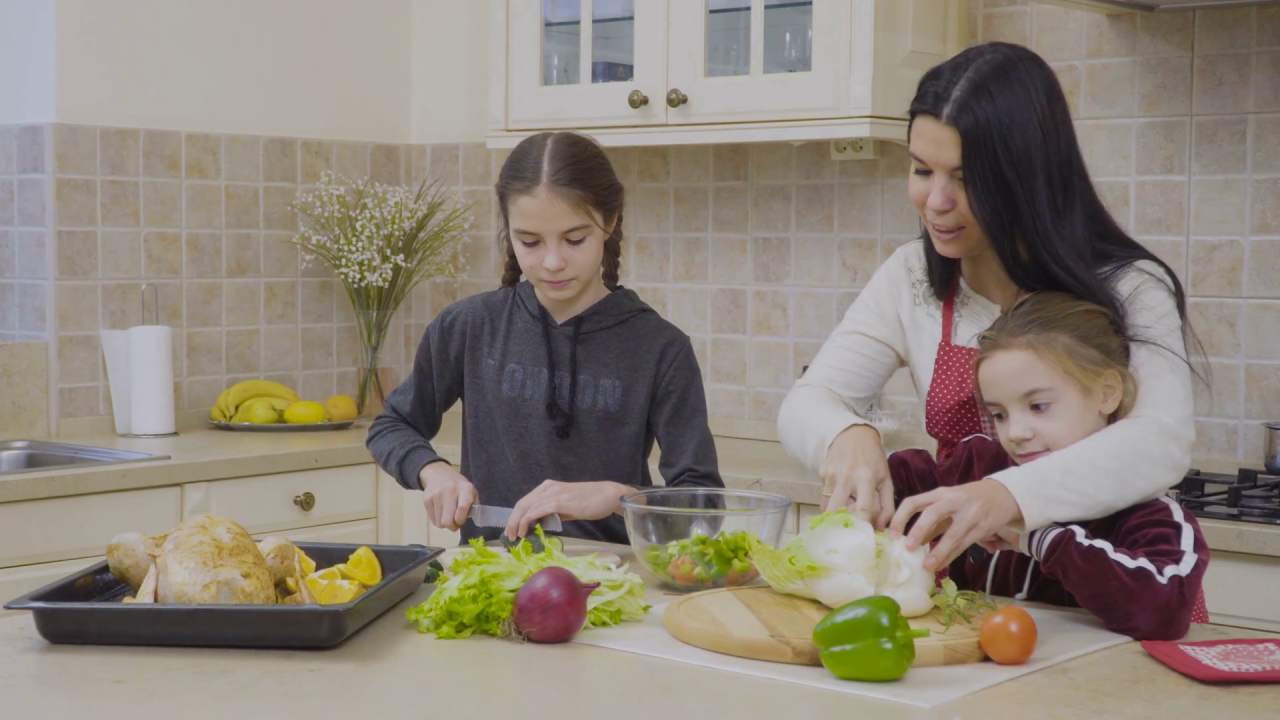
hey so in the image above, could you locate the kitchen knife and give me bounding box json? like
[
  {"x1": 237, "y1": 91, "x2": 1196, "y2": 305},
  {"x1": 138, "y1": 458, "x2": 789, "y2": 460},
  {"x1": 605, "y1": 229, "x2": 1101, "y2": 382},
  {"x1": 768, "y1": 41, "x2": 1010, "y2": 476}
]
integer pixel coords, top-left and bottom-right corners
[{"x1": 468, "y1": 504, "x2": 563, "y2": 533}]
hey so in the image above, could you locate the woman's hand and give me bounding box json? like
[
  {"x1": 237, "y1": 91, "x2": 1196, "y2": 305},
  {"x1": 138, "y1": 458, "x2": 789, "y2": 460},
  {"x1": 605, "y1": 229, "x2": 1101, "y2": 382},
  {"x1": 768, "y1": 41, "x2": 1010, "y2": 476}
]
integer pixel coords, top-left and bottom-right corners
[
  {"x1": 504, "y1": 480, "x2": 631, "y2": 541},
  {"x1": 820, "y1": 424, "x2": 895, "y2": 529},
  {"x1": 419, "y1": 461, "x2": 479, "y2": 532},
  {"x1": 889, "y1": 478, "x2": 1023, "y2": 571}
]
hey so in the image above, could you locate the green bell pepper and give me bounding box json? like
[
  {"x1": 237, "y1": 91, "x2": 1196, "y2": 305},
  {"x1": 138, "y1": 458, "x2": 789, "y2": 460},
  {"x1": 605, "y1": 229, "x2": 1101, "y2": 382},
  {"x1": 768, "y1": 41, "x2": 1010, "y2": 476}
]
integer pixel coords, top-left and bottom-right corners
[{"x1": 812, "y1": 595, "x2": 931, "y2": 682}]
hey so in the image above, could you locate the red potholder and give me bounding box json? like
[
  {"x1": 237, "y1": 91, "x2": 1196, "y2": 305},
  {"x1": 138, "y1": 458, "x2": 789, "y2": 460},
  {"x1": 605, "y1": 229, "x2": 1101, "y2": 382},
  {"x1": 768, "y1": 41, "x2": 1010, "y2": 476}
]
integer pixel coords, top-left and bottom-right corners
[{"x1": 1141, "y1": 638, "x2": 1280, "y2": 683}]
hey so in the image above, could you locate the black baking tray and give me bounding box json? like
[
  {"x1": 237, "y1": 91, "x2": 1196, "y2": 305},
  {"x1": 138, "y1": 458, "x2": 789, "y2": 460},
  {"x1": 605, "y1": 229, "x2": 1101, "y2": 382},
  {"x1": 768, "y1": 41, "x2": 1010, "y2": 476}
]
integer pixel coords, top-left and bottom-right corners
[{"x1": 2, "y1": 542, "x2": 444, "y2": 649}]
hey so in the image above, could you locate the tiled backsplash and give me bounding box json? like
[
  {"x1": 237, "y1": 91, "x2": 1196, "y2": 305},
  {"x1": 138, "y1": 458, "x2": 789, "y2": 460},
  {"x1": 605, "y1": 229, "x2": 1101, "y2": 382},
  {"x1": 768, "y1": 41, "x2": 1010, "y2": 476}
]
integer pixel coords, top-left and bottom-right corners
[{"x1": 1, "y1": 1, "x2": 1277, "y2": 465}]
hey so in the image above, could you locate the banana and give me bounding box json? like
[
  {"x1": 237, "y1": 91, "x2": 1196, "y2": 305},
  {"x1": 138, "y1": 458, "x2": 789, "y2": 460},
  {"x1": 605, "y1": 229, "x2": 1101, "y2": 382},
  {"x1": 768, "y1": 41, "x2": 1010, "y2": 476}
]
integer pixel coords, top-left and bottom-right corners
[
  {"x1": 223, "y1": 380, "x2": 299, "y2": 415},
  {"x1": 213, "y1": 388, "x2": 233, "y2": 420}
]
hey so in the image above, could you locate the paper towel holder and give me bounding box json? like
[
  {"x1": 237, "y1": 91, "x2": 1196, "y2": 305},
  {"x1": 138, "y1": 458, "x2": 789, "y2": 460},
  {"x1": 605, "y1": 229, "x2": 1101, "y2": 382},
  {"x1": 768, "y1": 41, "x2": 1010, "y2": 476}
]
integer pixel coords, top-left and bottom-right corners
[{"x1": 118, "y1": 283, "x2": 180, "y2": 439}]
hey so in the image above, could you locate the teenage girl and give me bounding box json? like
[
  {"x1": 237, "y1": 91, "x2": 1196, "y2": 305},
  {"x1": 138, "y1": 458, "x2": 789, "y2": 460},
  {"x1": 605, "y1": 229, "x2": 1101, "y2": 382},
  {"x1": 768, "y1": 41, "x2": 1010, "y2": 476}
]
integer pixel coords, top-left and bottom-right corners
[
  {"x1": 368, "y1": 131, "x2": 723, "y2": 544},
  {"x1": 888, "y1": 292, "x2": 1209, "y2": 641}
]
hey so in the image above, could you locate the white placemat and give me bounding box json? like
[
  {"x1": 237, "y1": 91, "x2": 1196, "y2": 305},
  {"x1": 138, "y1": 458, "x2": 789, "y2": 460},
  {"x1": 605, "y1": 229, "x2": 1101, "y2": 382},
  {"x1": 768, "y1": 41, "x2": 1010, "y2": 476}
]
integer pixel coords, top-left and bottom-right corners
[{"x1": 572, "y1": 602, "x2": 1131, "y2": 708}]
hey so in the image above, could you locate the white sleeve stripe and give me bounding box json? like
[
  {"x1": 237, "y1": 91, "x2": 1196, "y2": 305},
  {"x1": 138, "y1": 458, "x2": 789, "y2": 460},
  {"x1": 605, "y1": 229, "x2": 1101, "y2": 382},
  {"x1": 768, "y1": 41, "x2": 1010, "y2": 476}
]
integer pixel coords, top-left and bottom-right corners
[
  {"x1": 1032, "y1": 526, "x2": 1064, "y2": 562},
  {"x1": 1055, "y1": 496, "x2": 1198, "y2": 584}
]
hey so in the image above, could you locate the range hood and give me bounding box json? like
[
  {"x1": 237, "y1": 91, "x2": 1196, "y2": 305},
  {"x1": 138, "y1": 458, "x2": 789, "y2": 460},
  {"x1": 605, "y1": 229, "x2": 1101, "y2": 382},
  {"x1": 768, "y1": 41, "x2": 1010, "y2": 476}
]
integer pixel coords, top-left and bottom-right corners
[{"x1": 1057, "y1": 0, "x2": 1280, "y2": 11}]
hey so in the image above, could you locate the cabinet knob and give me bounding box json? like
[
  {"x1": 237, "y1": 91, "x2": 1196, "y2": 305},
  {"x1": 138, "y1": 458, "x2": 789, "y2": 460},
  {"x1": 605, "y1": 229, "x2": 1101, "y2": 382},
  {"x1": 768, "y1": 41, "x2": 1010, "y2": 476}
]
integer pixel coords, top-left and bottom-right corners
[
  {"x1": 666, "y1": 88, "x2": 689, "y2": 108},
  {"x1": 294, "y1": 492, "x2": 316, "y2": 512},
  {"x1": 627, "y1": 90, "x2": 649, "y2": 109}
]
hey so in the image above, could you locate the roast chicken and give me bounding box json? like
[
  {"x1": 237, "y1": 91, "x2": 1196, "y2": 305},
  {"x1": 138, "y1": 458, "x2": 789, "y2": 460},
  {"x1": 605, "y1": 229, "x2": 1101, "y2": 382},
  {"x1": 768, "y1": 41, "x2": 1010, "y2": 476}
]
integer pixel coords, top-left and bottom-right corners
[{"x1": 107, "y1": 514, "x2": 310, "y2": 604}]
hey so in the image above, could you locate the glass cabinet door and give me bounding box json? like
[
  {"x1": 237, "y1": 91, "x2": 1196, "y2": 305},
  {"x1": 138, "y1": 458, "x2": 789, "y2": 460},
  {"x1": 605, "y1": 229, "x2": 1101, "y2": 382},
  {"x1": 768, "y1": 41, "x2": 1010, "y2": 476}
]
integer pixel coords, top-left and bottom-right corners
[
  {"x1": 668, "y1": 0, "x2": 847, "y2": 124},
  {"x1": 508, "y1": 0, "x2": 666, "y2": 129}
]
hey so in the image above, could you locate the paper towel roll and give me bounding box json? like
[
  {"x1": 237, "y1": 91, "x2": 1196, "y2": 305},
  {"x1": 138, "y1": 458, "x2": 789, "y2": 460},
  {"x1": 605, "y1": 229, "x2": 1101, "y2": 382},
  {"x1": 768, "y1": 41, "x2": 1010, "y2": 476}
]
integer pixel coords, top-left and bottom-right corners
[
  {"x1": 125, "y1": 325, "x2": 175, "y2": 435},
  {"x1": 100, "y1": 329, "x2": 133, "y2": 435}
]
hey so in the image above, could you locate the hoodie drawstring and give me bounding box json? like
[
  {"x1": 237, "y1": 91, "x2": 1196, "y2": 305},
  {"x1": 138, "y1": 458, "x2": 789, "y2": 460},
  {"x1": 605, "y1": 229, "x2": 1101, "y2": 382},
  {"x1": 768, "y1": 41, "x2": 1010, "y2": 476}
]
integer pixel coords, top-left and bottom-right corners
[
  {"x1": 984, "y1": 549, "x2": 1037, "y2": 600},
  {"x1": 538, "y1": 305, "x2": 583, "y2": 439}
]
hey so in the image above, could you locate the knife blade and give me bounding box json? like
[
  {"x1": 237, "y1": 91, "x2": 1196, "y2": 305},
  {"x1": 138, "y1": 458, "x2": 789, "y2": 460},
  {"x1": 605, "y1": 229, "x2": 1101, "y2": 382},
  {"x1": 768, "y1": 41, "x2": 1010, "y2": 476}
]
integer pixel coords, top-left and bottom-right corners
[{"x1": 468, "y1": 504, "x2": 563, "y2": 533}]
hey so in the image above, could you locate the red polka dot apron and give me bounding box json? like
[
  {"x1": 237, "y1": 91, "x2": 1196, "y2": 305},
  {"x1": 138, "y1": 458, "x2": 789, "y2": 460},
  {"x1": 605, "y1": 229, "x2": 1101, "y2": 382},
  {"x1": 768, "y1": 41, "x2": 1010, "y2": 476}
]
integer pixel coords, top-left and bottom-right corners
[{"x1": 918, "y1": 280, "x2": 1210, "y2": 624}]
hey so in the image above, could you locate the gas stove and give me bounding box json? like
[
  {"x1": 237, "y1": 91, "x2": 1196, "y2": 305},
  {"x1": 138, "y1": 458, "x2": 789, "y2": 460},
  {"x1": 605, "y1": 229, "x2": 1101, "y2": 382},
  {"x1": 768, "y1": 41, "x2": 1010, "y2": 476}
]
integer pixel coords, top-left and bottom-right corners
[{"x1": 1175, "y1": 468, "x2": 1280, "y2": 526}]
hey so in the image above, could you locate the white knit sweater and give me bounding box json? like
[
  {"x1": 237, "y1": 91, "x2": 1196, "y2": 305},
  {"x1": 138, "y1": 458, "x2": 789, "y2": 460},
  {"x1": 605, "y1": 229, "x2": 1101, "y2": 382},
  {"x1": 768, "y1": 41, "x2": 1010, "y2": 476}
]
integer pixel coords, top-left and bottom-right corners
[{"x1": 776, "y1": 240, "x2": 1195, "y2": 533}]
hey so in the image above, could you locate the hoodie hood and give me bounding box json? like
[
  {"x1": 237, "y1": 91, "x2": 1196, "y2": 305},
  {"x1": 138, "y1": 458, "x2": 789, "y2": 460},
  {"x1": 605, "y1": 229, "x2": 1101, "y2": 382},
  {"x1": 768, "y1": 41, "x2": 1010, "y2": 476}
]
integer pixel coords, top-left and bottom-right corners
[{"x1": 514, "y1": 280, "x2": 653, "y2": 333}]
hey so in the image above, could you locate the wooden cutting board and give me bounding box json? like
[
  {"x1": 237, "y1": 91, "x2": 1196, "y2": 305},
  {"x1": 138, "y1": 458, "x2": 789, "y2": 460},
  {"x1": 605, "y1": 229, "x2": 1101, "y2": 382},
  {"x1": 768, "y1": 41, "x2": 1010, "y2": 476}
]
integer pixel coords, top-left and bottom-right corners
[{"x1": 663, "y1": 586, "x2": 988, "y2": 667}]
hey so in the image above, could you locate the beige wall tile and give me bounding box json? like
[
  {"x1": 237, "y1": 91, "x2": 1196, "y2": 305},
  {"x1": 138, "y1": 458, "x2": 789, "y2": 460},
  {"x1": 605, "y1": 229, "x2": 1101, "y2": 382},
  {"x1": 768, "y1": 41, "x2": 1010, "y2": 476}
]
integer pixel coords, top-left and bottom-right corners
[
  {"x1": 1252, "y1": 178, "x2": 1280, "y2": 236},
  {"x1": 16, "y1": 177, "x2": 46, "y2": 228},
  {"x1": 185, "y1": 329, "x2": 224, "y2": 376},
  {"x1": 264, "y1": 279, "x2": 298, "y2": 325},
  {"x1": 224, "y1": 136, "x2": 261, "y2": 183},
  {"x1": 1262, "y1": 7, "x2": 1280, "y2": 48},
  {"x1": 793, "y1": 340, "x2": 824, "y2": 377},
  {"x1": 224, "y1": 279, "x2": 262, "y2": 326},
  {"x1": 426, "y1": 144, "x2": 458, "y2": 186},
  {"x1": 224, "y1": 328, "x2": 261, "y2": 375},
  {"x1": 749, "y1": 338, "x2": 792, "y2": 389},
  {"x1": 460, "y1": 143, "x2": 489, "y2": 187},
  {"x1": 748, "y1": 389, "x2": 786, "y2": 422},
  {"x1": 711, "y1": 288, "x2": 747, "y2": 335},
  {"x1": 15, "y1": 229, "x2": 46, "y2": 278},
  {"x1": 1243, "y1": 362, "x2": 1280, "y2": 419},
  {"x1": 668, "y1": 287, "x2": 708, "y2": 335},
  {"x1": 752, "y1": 145, "x2": 793, "y2": 183},
  {"x1": 1244, "y1": 301, "x2": 1280, "y2": 359},
  {"x1": 983, "y1": 8, "x2": 1029, "y2": 45},
  {"x1": 795, "y1": 143, "x2": 832, "y2": 182},
  {"x1": 1051, "y1": 62, "x2": 1083, "y2": 118},
  {"x1": 300, "y1": 325, "x2": 335, "y2": 370},
  {"x1": 100, "y1": 179, "x2": 140, "y2": 228},
  {"x1": 263, "y1": 138, "x2": 298, "y2": 183},
  {"x1": 16, "y1": 126, "x2": 46, "y2": 175},
  {"x1": 0, "y1": 231, "x2": 13, "y2": 278},
  {"x1": 142, "y1": 231, "x2": 182, "y2": 277},
  {"x1": 99, "y1": 128, "x2": 139, "y2": 178},
  {"x1": 1136, "y1": 56, "x2": 1191, "y2": 117},
  {"x1": 1078, "y1": 120, "x2": 1134, "y2": 177},
  {"x1": 184, "y1": 280, "x2": 223, "y2": 328},
  {"x1": 59, "y1": 385, "x2": 99, "y2": 419},
  {"x1": 1137, "y1": 11, "x2": 1193, "y2": 56},
  {"x1": 100, "y1": 231, "x2": 141, "y2": 279},
  {"x1": 632, "y1": 186, "x2": 672, "y2": 233},
  {"x1": 56, "y1": 282, "x2": 97, "y2": 333},
  {"x1": 710, "y1": 337, "x2": 747, "y2": 385},
  {"x1": 0, "y1": 179, "x2": 13, "y2": 226},
  {"x1": 184, "y1": 183, "x2": 223, "y2": 230},
  {"x1": 711, "y1": 185, "x2": 749, "y2": 234},
  {"x1": 792, "y1": 237, "x2": 835, "y2": 286},
  {"x1": 794, "y1": 184, "x2": 834, "y2": 234},
  {"x1": 370, "y1": 145, "x2": 403, "y2": 186},
  {"x1": 631, "y1": 235, "x2": 671, "y2": 282},
  {"x1": 707, "y1": 386, "x2": 746, "y2": 419},
  {"x1": 707, "y1": 236, "x2": 750, "y2": 283},
  {"x1": 100, "y1": 282, "x2": 138, "y2": 330},
  {"x1": 152, "y1": 280, "x2": 182, "y2": 327},
  {"x1": 1133, "y1": 179, "x2": 1187, "y2": 237},
  {"x1": 262, "y1": 185, "x2": 298, "y2": 231},
  {"x1": 463, "y1": 188, "x2": 493, "y2": 232},
  {"x1": 635, "y1": 147, "x2": 671, "y2": 184},
  {"x1": 1084, "y1": 12, "x2": 1136, "y2": 58},
  {"x1": 299, "y1": 371, "x2": 335, "y2": 400},
  {"x1": 261, "y1": 234, "x2": 299, "y2": 277},
  {"x1": 0, "y1": 284, "x2": 13, "y2": 329},
  {"x1": 792, "y1": 290, "x2": 835, "y2": 340},
  {"x1": 673, "y1": 186, "x2": 710, "y2": 233},
  {"x1": 671, "y1": 146, "x2": 711, "y2": 183},
  {"x1": 1248, "y1": 239, "x2": 1280, "y2": 298},
  {"x1": 17, "y1": 281, "x2": 47, "y2": 332},
  {"x1": 1134, "y1": 119, "x2": 1189, "y2": 176},
  {"x1": 56, "y1": 178, "x2": 97, "y2": 227},
  {"x1": 0, "y1": 127, "x2": 15, "y2": 175},
  {"x1": 223, "y1": 232, "x2": 260, "y2": 278},
  {"x1": 1193, "y1": 360, "x2": 1241, "y2": 417},
  {"x1": 300, "y1": 279, "x2": 334, "y2": 324},
  {"x1": 336, "y1": 323, "x2": 360, "y2": 368},
  {"x1": 1196, "y1": 7, "x2": 1256, "y2": 54},
  {"x1": 263, "y1": 327, "x2": 298, "y2": 372},
  {"x1": 58, "y1": 333, "x2": 100, "y2": 383},
  {"x1": 224, "y1": 184, "x2": 261, "y2": 230},
  {"x1": 1141, "y1": 238, "x2": 1187, "y2": 286},
  {"x1": 459, "y1": 233, "x2": 494, "y2": 279},
  {"x1": 752, "y1": 185, "x2": 792, "y2": 234},
  {"x1": 712, "y1": 145, "x2": 749, "y2": 183},
  {"x1": 300, "y1": 140, "x2": 334, "y2": 184},
  {"x1": 1253, "y1": 114, "x2": 1280, "y2": 174},
  {"x1": 54, "y1": 125, "x2": 97, "y2": 176},
  {"x1": 837, "y1": 237, "x2": 879, "y2": 288},
  {"x1": 184, "y1": 231, "x2": 222, "y2": 278},
  {"x1": 1191, "y1": 178, "x2": 1247, "y2": 236},
  {"x1": 184, "y1": 134, "x2": 222, "y2": 180},
  {"x1": 1192, "y1": 117, "x2": 1249, "y2": 175},
  {"x1": 880, "y1": 180, "x2": 918, "y2": 236},
  {"x1": 142, "y1": 130, "x2": 181, "y2": 179},
  {"x1": 751, "y1": 289, "x2": 790, "y2": 337},
  {"x1": 1193, "y1": 53, "x2": 1253, "y2": 115},
  {"x1": 1094, "y1": 180, "x2": 1132, "y2": 232},
  {"x1": 1193, "y1": 418, "x2": 1239, "y2": 460},
  {"x1": 332, "y1": 142, "x2": 370, "y2": 181},
  {"x1": 182, "y1": 377, "x2": 220, "y2": 411},
  {"x1": 672, "y1": 236, "x2": 708, "y2": 283},
  {"x1": 141, "y1": 180, "x2": 182, "y2": 228},
  {"x1": 1032, "y1": 5, "x2": 1083, "y2": 61},
  {"x1": 752, "y1": 237, "x2": 791, "y2": 284},
  {"x1": 56, "y1": 230, "x2": 97, "y2": 279}
]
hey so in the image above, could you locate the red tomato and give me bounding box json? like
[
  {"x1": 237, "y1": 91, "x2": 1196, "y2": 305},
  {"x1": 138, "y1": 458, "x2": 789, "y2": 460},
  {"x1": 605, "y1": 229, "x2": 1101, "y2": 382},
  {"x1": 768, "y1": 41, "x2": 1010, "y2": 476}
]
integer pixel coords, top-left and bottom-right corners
[
  {"x1": 666, "y1": 556, "x2": 699, "y2": 585},
  {"x1": 980, "y1": 606, "x2": 1038, "y2": 665}
]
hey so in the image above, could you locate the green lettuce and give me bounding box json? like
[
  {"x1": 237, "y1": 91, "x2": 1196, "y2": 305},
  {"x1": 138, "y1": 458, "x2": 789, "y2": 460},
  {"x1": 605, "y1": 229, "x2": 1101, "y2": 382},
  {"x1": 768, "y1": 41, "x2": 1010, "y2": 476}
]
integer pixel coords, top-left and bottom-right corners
[{"x1": 405, "y1": 528, "x2": 649, "y2": 638}]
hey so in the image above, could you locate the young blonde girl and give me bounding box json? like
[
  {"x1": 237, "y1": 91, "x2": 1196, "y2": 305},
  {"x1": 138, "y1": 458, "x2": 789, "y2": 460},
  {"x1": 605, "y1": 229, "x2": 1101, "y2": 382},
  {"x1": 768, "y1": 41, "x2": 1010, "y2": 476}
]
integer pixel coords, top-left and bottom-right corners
[
  {"x1": 889, "y1": 291, "x2": 1209, "y2": 640},
  {"x1": 368, "y1": 131, "x2": 723, "y2": 544}
]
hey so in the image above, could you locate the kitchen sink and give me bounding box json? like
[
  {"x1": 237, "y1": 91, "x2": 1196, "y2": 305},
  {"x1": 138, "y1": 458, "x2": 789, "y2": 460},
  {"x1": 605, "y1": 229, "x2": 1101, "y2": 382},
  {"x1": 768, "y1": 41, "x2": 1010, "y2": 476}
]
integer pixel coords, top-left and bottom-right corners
[{"x1": 0, "y1": 440, "x2": 169, "y2": 476}]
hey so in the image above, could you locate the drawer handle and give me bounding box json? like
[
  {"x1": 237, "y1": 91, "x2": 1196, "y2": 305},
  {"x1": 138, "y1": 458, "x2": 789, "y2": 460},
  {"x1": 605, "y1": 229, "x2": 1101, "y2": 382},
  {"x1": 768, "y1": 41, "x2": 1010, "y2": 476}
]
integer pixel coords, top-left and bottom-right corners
[
  {"x1": 666, "y1": 88, "x2": 688, "y2": 108},
  {"x1": 627, "y1": 89, "x2": 649, "y2": 109},
  {"x1": 294, "y1": 492, "x2": 316, "y2": 512}
]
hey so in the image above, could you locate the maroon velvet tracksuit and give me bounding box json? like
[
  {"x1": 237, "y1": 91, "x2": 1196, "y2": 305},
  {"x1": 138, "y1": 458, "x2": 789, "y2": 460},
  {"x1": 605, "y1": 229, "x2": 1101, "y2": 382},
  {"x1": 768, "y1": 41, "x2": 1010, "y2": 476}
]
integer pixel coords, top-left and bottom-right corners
[{"x1": 889, "y1": 436, "x2": 1209, "y2": 641}]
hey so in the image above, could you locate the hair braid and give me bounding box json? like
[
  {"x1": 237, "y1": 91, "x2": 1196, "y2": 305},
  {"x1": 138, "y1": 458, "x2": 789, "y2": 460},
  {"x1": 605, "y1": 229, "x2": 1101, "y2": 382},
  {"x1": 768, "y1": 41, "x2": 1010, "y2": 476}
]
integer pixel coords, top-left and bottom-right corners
[
  {"x1": 602, "y1": 214, "x2": 623, "y2": 291},
  {"x1": 499, "y1": 229, "x2": 522, "y2": 288}
]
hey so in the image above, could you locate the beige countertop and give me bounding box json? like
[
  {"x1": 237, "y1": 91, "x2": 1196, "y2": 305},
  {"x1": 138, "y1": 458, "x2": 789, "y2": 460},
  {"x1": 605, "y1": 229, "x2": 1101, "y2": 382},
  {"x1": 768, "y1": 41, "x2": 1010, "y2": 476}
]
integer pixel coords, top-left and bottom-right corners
[
  {"x1": 0, "y1": 540, "x2": 1276, "y2": 720},
  {"x1": 5, "y1": 414, "x2": 1280, "y2": 559}
]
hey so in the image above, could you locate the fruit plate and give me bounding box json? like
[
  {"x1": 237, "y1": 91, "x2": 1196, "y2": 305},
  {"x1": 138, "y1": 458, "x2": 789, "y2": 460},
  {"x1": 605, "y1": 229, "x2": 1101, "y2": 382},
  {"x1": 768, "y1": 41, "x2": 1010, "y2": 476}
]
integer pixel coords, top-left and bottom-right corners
[
  {"x1": 207, "y1": 419, "x2": 357, "y2": 432},
  {"x1": 2, "y1": 543, "x2": 445, "y2": 649}
]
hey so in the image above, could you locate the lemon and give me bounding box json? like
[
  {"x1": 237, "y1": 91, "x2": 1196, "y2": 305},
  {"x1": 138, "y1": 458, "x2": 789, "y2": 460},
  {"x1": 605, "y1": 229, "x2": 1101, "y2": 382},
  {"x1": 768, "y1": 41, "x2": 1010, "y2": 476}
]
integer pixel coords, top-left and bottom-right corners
[
  {"x1": 296, "y1": 547, "x2": 317, "y2": 576},
  {"x1": 304, "y1": 566, "x2": 342, "y2": 600},
  {"x1": 318, "y1": 579, "x2": 367, "y2": 605},
  {"x1": 324, "y1": 394, "x2": 359, "y2": 422},
  {"x1": 283, "y1": 400, "x2": 327, "y2": 424},
  {"x1": 335, "y1": 546, "x2": 382, "y2": 587}
]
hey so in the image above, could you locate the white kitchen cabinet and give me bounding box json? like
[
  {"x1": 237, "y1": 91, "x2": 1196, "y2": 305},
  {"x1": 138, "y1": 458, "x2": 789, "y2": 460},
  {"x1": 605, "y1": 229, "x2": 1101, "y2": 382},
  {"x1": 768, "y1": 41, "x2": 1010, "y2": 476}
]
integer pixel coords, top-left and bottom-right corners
[
  {"x1": 252, "y1": 520, "x2": 378, "y2": 546},
  {"x1": 181, "y1": 464, "x2": 377, "y2": 537},
  {"x1": 0, "y1": 486, "x2": 182, "y2": 568},
  {"x1": 1201, "y1": 550, "x2": 1280, "y2": 633},
  {"x1": 489, "y1": 0, "x2": 969, "y2": 147}
]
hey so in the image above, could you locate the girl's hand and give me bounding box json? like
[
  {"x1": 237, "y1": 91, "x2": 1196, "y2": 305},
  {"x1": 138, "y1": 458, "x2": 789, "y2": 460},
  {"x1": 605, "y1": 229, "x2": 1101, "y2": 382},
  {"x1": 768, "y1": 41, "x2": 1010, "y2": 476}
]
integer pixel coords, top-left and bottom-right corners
[
  {"x1": 889, "y1": 478, "x2": 1023, "y2": 571},
  {"x1": 419, "y1": 462, "x2": 479, "y2": 532},
  {"x1": 977, "y1": 526, "x2": 1022, "y2": 554},
  {"x1": 820, "y1": 424, "x2": 895, "y2": 529},
  {"x1": 504, "y1": 480, "x2": 631, "y2": 541}
]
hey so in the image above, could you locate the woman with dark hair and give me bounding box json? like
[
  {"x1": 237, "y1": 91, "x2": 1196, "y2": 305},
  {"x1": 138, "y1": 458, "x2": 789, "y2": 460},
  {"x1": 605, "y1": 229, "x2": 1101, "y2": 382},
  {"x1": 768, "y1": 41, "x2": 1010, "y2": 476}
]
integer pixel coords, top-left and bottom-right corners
[
  {"x1": 778, "y1": 42, "x2": 1199, "y2": 580},
  {"x1": 368, "y1": 131, "x2": 723, "y2": 544}
]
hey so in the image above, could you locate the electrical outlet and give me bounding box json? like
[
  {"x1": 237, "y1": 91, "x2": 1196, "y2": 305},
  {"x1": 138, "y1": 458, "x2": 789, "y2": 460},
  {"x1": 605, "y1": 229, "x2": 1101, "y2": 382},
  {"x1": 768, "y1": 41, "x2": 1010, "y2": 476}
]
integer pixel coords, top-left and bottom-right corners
[{"x1": 830, "y1": 139, "x2": 880, "y2": 161}]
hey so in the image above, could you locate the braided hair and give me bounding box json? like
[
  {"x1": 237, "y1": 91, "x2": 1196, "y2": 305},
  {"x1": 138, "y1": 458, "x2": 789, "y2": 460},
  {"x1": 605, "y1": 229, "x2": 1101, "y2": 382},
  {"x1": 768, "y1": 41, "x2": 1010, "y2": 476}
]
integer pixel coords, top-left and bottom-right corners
[{"x1": 496, "y1": 132, "x2": 625, "y2": 291}]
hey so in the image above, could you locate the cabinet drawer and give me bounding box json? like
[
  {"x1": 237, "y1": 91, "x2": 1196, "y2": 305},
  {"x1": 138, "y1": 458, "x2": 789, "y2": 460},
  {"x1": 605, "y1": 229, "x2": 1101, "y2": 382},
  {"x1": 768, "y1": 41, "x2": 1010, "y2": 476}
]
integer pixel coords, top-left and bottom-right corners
[
  {"x1": 253, "y1": 519, "x2": 378, "y2": 546},
  {"x1": 0, "y1": 557, "x2": 104, "y2": 616},
  {"x1": 0, "y1": 486, "x2": 182, "y2": 568},
  {"x1": 183, "y1": 465, "x2": 376, "y2": 536},
  {"x1": 1202, "y1": 551, "x2": 1280, "y2": 632}
]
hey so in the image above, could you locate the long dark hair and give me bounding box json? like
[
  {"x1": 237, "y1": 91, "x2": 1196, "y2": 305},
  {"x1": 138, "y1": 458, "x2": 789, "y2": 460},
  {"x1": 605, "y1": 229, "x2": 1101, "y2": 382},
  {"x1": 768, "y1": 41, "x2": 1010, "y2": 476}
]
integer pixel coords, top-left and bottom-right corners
[
  {"x1": 495, "y1": 131, "x2": 624, "y2": 290},
  {"x1": 908, "y1": 42, "x2": 1195, "y2": 358}
]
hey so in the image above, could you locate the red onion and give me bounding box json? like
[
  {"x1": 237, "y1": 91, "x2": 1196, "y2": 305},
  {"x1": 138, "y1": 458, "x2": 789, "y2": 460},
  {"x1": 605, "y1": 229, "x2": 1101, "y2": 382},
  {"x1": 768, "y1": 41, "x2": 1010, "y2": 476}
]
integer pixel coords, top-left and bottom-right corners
[{"x1": 511, "y1": 567, "x2": 600, "y2": 643}]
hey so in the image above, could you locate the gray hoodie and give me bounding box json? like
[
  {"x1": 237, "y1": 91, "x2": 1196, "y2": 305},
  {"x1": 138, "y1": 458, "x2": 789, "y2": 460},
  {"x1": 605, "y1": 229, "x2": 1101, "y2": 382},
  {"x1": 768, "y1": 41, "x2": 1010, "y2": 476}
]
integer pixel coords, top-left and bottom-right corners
[{"x1": 366, "y1": 281, "x2": 723, "y2": 544}]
